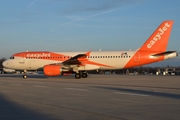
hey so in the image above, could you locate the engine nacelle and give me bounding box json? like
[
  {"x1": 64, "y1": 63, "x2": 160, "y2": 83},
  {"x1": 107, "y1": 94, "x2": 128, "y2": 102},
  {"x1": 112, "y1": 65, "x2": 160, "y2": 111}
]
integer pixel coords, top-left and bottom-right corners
[
  {"x1": 43, "y1": 65, "x2": 73, "y2": 76},
  {"x1": 44, "y1": 65, "x2": 63, "y2": 76}
]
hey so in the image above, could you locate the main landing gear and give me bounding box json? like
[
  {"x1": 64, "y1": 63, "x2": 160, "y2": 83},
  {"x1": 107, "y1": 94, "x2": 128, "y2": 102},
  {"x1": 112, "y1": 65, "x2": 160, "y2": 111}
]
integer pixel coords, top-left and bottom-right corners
[{"x1": 75, "y1": 72, "x2": 88, "y2": 79}]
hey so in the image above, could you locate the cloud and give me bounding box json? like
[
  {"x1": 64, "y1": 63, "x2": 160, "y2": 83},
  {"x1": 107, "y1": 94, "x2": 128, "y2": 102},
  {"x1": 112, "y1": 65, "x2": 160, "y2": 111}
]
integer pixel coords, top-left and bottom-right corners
[
  {"x1": 50, "y1": 7, "x2": 125, "y2": 31},
  {"x1": 0, "y1": 20, "x2": 31, "y2": 25},
  {"x1": 59, "y1": 7, "x2": 123, "y2": 27},
  {"x1": 57, "y1": 0, "x2": 142, "y2": 14},
  {"x1": 26, "y1": 0, "x2": 37, "y2": 10}
]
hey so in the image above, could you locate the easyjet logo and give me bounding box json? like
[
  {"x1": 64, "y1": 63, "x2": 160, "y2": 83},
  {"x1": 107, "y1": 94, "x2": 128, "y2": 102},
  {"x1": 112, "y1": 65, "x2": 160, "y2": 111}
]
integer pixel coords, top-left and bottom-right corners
[
  {"x1": 26, "y1": 53, "x2": 51, "y2": 57},
  {"x1": 147, "y1": 22, "x2": 171, "y2": 48}
]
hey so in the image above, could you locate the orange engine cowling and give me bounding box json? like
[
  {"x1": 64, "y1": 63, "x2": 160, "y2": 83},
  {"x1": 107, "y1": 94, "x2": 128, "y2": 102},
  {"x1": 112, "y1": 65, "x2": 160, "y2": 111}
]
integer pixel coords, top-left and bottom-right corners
[{"x1": 43, "y1": 65, "x2": 63, "y2": 76}]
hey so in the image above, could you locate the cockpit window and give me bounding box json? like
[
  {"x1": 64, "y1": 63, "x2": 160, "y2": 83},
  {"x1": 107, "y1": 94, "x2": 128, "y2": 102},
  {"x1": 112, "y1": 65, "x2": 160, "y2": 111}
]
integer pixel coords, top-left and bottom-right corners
[{"x1": 9, "y1": 56, "x2": 14, "y2": 59}]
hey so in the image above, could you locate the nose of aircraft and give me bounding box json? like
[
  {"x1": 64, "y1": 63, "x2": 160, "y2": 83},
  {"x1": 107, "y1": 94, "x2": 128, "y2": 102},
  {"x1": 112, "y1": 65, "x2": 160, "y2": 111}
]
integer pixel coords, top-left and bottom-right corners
[{"x1": 2, "y1": 60, "x2": 8, "y2": 68}]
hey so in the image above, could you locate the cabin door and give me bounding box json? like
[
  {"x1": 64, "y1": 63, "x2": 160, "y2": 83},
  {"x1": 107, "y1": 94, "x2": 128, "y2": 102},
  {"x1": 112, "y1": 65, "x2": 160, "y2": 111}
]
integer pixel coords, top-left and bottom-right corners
[
  {"x1": 19, "y1": 54, "x2": 25, "y2": 63},
  {"x1": 134, "y1": 52, "x2": 140, "y2": 62}
]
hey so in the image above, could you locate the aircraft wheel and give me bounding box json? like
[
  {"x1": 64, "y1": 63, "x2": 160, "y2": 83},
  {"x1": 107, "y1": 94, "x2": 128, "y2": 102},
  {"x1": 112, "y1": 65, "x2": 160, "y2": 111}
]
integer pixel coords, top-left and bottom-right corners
[
  {"x1": 82, "y1": 73, "x2": 88, "y2": 78},
  {"x1": 75, "y1": 73, "x2": 81, "y2": 79},
  {"x1": 23, "y1": 75, "x2": 27, "y2": 79}
]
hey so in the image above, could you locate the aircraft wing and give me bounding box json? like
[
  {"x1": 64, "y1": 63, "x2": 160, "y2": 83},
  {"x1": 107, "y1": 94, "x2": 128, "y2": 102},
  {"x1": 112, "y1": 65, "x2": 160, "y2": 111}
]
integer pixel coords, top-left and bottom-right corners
[{"x1": 62, "y1": 51, "x2": 91, "y2": 66}]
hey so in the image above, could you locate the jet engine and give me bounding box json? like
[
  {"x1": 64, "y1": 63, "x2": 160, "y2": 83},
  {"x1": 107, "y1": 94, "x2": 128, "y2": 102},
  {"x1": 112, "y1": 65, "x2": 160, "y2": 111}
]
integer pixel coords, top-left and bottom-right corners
[
  {"x1": 43, "y1": 65, "x2": 63, "y2": 76},
  {"x1": 43, "y1": 65, "x2": 73, "y2": 76}
]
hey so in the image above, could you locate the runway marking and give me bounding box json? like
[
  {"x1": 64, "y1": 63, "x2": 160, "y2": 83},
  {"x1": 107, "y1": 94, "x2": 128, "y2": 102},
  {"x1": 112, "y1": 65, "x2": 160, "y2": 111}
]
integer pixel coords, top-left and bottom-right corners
[
  {"x1": 11, "y1": 84, "x2": 22, "y2": 86},
  {"x1": 114, "y1": 92, "x2": 150, "y2": 97},
  {"x1": 112, "y1": 99, "x2": 144, "y2": 104},
  {"x1": 33, "y1": 85, "x2": 47, "y2": 88},
  {"x1": 65, "y1": 88, "x2": 88, "y2": 91},
  {"x1": 68, "y1": 93, "x2": 87, "y2": 97}
]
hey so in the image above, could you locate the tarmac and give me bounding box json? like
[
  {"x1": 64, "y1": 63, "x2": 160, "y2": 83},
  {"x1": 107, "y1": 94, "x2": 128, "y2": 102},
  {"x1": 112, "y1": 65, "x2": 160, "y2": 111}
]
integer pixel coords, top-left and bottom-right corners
[{"x1": 0, "y1": 74, "x2": 180, "y2": 120}]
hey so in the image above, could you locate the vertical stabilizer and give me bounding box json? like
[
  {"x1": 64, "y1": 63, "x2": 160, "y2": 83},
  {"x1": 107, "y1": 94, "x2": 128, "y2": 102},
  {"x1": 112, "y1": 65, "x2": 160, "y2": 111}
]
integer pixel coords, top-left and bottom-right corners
[{"x1": 139, "y1": 21, "x2": 173, "y2": 52}]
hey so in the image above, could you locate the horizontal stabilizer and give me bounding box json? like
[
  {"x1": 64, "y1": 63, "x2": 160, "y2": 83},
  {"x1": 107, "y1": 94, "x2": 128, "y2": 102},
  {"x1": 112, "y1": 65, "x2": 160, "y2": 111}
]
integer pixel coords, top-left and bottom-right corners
[{"x1": 152, "y1": 51, "x2": 176, "y2": 56}]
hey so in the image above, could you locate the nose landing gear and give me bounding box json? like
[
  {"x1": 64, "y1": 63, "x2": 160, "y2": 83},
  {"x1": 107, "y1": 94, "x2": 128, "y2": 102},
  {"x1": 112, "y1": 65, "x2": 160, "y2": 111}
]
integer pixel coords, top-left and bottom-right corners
[
  {"x1": 23, "y1": 75, "x2": 27, "y2": 79},
  {"x1": 23, "y1": 70, "x2": 27, "y2": 79}
]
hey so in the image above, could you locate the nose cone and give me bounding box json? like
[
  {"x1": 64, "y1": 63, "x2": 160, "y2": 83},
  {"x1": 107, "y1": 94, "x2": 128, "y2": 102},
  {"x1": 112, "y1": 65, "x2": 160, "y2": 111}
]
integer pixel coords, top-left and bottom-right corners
[{"x1": 2, "y1": 60, "x2": 8, "y2": 68}]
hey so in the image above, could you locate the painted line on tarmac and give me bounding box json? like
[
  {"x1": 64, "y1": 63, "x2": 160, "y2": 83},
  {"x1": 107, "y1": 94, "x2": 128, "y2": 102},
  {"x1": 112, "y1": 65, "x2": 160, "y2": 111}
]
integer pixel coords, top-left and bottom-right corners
[
  {"x1": 65, "y1": 88, "x2": 88, "y2": 91},
  {"x1": 112, "y1": 98, "x2": 144, "y2": 104},
  {"x1": 68, "y1": 93, "x2": 87, "y2": 97},
  {"x1": 33, "y1": 85, "x2": 47, "y2": 88},
  {"x1": 114, "y1": 92, "x2": 150, "y2": 97},
  {"x1": 11, "y1": 84, "x2": 22, "y2": 86}
]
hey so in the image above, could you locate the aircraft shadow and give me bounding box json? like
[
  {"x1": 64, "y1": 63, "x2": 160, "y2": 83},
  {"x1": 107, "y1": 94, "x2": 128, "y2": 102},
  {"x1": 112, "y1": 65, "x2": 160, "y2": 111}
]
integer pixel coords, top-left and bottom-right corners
[
  {"x1": 93, "y1": 86, "x2": 180, "y2": 100},
  {"x1": 0, "y1": 94, "x2": 58, "y2": 120}
]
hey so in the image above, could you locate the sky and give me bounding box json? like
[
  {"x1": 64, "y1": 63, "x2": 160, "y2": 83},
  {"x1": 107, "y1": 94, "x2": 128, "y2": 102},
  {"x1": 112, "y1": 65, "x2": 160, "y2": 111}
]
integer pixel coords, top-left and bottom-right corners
[{"x1": 0, "y1": 0, "x2": 180, "y2": 67}]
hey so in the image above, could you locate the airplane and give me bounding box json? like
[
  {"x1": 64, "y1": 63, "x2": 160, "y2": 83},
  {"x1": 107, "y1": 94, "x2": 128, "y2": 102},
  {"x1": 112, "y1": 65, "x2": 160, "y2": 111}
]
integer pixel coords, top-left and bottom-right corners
[{"x1": 2, "y1": 21, "x2": 178, "y2": 79}]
